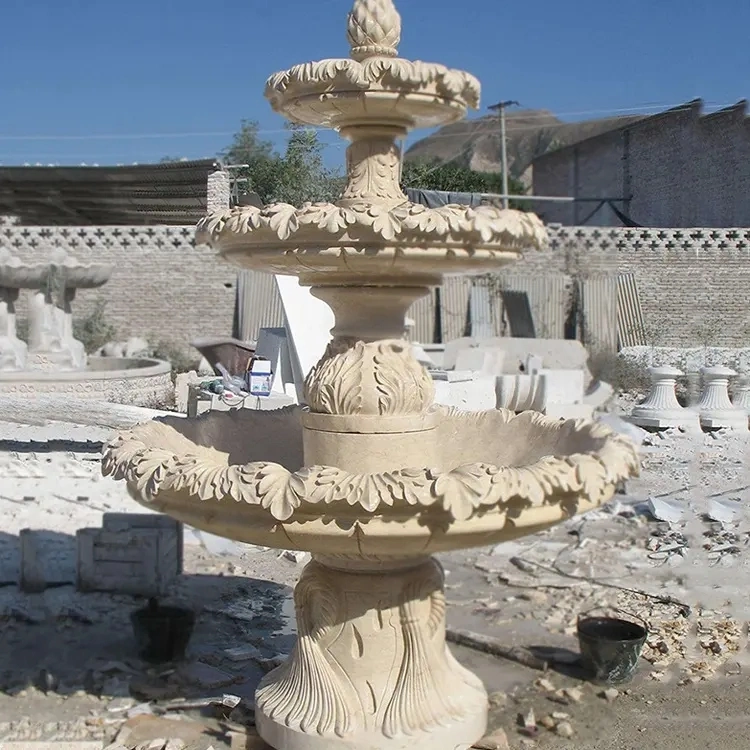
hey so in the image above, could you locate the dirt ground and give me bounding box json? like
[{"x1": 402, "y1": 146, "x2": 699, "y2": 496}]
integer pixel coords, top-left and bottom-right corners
[{"x1": 0, "y1": 425, "x2": 748, "y2": 749}]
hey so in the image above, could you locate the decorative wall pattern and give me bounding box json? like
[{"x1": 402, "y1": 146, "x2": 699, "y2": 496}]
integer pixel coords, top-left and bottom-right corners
[
  {"x1": 2, "y1": 223, "x2": 747, "y2": 351},
  {"x1": 0, "y1": 225, "x2": 236, "y2": 354}
]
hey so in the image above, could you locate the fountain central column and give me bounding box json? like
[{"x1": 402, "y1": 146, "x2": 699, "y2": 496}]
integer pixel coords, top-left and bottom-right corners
[
  {"x1": 255, "y1": 129, "x2": 488, "y2": 750},
  {"x1": 256, "y1": 554, "x2": 487, "y2": 750},
  {"x1": 338, "y1": 124, "x2": 407, "y2": 207}
]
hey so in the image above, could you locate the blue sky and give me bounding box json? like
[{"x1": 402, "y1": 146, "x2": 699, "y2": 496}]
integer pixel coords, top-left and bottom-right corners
[{"x1": 0, "y1": 0, "x2": 747, "y2": 167}]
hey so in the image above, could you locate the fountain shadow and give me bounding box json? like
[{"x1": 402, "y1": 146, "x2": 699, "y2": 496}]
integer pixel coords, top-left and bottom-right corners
[
  {"x1": 0, "y1": 562, "x2": 293, "y2": 704},
  {"x1": 526, "y1": 645, "x2": 587, "y2": 679}
]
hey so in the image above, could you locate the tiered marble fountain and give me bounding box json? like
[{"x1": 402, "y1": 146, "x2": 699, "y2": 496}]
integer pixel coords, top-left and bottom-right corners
[
  {"x1": 0, "y1": 248, "x2": 171, "y2": 405},
  {"x1": 103, "y1": 2, "x2": 639, "y2": 749}
]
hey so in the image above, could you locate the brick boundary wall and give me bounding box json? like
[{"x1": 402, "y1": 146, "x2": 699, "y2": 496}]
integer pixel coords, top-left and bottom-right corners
[
  {"x1": 508, "y1": 226, "x2": 750, "y2": 348},
  {"x1": 0, "y1": 224, "x2": 236, "y2": 355},
  {"x1": 3, "y1": 223, "x2": 748, "y2": 351}
]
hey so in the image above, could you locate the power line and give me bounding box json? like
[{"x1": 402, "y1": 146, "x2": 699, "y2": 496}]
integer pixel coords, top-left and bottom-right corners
[
  {"x1": 0, "y1": 99, "x2": 742, "y2": 165},
  {"x1": 0, "y1": 99, "x2": 739, "y2": 143}
]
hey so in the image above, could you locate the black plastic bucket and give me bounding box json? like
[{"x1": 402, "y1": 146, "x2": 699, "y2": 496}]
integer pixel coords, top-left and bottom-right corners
[
  {"x1": 131, "y1": 598, "x2": 195, "y2": 663},
  {"x1": 577, "y1": 608, "x2": 648, "y2": 685}
]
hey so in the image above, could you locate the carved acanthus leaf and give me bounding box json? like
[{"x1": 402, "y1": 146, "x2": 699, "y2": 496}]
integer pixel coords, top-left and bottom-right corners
[
  {"x1": 342, "y1": 138, "x2": 404, "y2": 203},
  {"x1": 264, "y1": 56, "x2": 481, "y2": 112},
  {"x1": 196, "y1": 201, "x2": 548, "y2": 251},
  {"x1": 304, "y1": 339, "x2": 434, "y2": 416}
]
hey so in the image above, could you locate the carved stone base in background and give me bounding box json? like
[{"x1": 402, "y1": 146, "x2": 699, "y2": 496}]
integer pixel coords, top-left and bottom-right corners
[{"x1": 255, "y1": 556, "x2": 488, "y2": 750}]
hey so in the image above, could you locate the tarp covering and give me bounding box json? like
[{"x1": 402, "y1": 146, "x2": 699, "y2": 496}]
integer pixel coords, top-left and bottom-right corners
[
  {"x1": 405, "y1": 188, "x2": 486, "y2": 209},
  {"x1": 0, "y1": 159, "x2": 219, "y2": 226}
]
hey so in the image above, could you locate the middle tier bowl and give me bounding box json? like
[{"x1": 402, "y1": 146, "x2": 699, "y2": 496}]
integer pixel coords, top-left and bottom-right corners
[
  {"x1": 196, "y1": 202, "x2": 548, "y2": 285},
  {"x1": 102, "y1": 405, "x2": 639, "y2": 557}
]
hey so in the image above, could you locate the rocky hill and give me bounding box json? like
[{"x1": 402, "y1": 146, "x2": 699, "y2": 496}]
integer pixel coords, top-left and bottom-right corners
[{"x1": 405, "y1": 109, "x2": 643, "y2": 186}]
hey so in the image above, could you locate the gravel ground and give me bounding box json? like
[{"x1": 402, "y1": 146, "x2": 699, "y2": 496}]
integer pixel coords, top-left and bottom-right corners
[{"x1": 1, "y1": 413, "x2": 749, "y2": 749}]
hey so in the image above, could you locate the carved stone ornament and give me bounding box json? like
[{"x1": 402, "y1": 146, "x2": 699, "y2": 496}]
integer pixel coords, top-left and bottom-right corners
[
  {"x1": 254, "y1": 557, "x2": 489, "y2": 748},
  {"x1": 102, "y1": 406, "x2": 639, "y2": 528},
  {"x1": 194, "y1": 0, "x2": 548, "y2": 283},
  {"x1": 196, "y1": 202, "x2": 547, "y2": 259},
  {"x1": 303, "y1": 338, "x2": 435, "y2": 416},
  {"x1": 103, "y1": 1, "x2": 642, "y2": 748}
]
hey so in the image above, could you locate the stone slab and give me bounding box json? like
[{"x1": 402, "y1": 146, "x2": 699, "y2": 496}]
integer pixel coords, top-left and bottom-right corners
[
  {"x1": 179, "y1": 661, "x2": 237, "y2": 689},
  {"x1": 76, "y1": 524, "x2": 180, "y2": 596},
  {"x1": 255, "y1": 327, "x2": 296, "y2": 396},
  {"x1": 630, "y1": 413, "x2": 701, "y2": 431},
  {"x1": 275, "y1": 275, "x2": 333, "y2": 402},
  {"x1": 444, "y1": 337, "x2": 593, "y2": 384},
  {"x1": 543, "y1": 403, "x2": 595, "y2": 420},
  {"x1": 700, "y1": 415, "x2": 749, "y2": 431}
]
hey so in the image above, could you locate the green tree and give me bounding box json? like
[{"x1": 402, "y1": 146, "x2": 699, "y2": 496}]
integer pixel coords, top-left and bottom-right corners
[
  {"x1": 219, "y1": 120, "x2": 281, "y2": 204},
  {"x1": 273, "y1": 125, "x2": 342, "y2": 205},
  {"x1": 219, "y1": 121, "x2": 341, "y2": 206},
  {"x1": 401, "y1": 159, "x2": 529, "y2": 210}
]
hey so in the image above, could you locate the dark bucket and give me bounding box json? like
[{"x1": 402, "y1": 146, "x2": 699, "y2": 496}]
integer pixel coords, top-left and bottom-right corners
[
  {"x1": 577, "y1": 609, "x2": 648, "y2": 685},
  {"x1": 130, "y1": 598, "x2": 195, "y2": 663}
]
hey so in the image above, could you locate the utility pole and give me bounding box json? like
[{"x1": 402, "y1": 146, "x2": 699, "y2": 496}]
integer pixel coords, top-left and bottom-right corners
[{"x1": 488, "y1": 100, "x2": 519, "y2": 208}]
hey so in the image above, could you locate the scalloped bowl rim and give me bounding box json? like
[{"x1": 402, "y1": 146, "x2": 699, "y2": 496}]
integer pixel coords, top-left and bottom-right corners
[{"x1": 101, "y1": 406, "x2": 640, "y2": 530}]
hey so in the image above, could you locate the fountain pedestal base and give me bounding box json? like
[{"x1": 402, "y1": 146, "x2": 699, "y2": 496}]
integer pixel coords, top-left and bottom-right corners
[{"x1": 255, "y1": 556, "x2": 488, "y2": 750}]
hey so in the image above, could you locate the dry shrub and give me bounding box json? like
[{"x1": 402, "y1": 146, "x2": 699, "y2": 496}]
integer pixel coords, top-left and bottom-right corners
[{"x1": 588, "y1": 348, "x2": 649, "y2": 393}]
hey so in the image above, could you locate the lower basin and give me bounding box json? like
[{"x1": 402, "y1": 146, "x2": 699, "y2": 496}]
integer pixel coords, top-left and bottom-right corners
[
  {"x1": 0, "y1": 357, "x2": 173, "y2": 408},
  {"x1": 103, "y1": 405, "x2": 639, "y2": 556}
]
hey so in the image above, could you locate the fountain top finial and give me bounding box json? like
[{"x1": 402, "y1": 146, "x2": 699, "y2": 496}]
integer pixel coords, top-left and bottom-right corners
[{"x1": 347, "y1": 0, "x2": 401, "y2": 61}]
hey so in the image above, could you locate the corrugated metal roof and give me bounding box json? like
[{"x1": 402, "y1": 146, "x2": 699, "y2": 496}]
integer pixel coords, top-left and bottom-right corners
[{"x1": 0, "y1": 159, "x2": 219, "y2": 226}]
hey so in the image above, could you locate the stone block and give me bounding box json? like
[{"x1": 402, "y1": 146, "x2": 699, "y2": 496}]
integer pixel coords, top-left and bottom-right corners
[
  {"x1": 543, "y1": 403, "x2": 595, "y2": 420},
  {"x1": 454, "y1": 348, "x2": 506, "y2": 375},
  {"x1": 103, "y1": 512, "x2": 183, "y2": 574},
  {"x1": 445, "y1": 337, "x2": 593, "y2": 384},
  {"x1": 539, "y1": 369, "x2": 585, "y2": 405},
  {"x1": 433, "y1": 374, "x2": 497, "y2": 410},
  {"x1": 19, "y1": 529, "x2": 77, "y2": 592},
  {"x1": 77, "y1": 515, "x2": 182, "y2": 595}
]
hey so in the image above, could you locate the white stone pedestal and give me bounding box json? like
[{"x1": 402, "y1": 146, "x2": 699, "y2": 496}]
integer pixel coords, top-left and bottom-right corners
[
  {"x1": 255, "y1": 556, "x2": 487, "y2": 750},
  {"x1": 732, "y1": 375, "x2": 750, "y2": 415},
  {"x1": 630, "y1": 366, "x2": 700, "y2": 430},
  {"x1": 698, "y1": 366, "x2": 749, "y2": 431}
]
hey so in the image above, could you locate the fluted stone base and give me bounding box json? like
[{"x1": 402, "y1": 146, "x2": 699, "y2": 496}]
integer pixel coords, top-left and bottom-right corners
[{"x1": 255, "y1": 556, "x2": 488, "y2": 750}]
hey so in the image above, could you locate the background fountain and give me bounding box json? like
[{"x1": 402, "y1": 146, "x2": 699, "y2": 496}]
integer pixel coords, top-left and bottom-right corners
[
  {"x1": 0, "y1": 247, "x2": 172, "y2": 406},
  {"x1": 103, "y1": 2, "x2": 639, "y2": 749}
]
